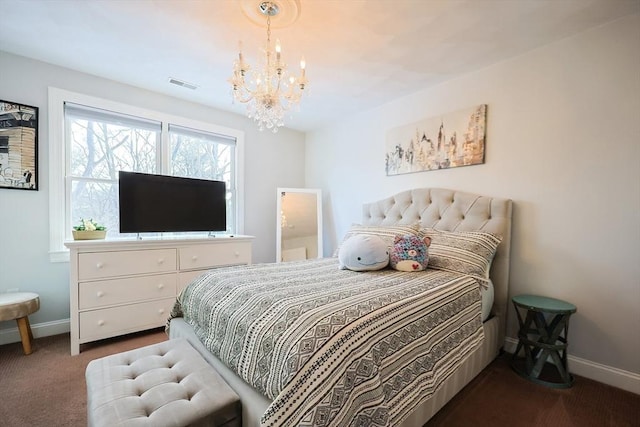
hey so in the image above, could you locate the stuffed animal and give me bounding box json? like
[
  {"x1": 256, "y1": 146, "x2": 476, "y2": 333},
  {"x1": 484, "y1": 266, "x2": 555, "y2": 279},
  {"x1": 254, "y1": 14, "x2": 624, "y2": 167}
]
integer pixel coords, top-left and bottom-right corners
[
  {"x1": 338, "y1": 234, "x2": 390, "y2": 271},
  {"x1": 389, "y1": 234, "x2": 431, "y2": 272}
]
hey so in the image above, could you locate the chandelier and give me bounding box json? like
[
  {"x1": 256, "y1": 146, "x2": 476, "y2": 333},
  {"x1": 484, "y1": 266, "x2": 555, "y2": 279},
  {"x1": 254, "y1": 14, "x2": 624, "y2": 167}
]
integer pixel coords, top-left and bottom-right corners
[{"x1": 229, "y1": 1, "x2": 307, "y2": 133}]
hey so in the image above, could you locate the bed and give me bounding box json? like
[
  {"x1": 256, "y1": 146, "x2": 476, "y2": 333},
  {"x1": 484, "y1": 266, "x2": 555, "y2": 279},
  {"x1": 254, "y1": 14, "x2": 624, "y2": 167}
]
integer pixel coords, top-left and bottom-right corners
[{"x1": 168, "y1": 188, "x2": 512, "y2": 427}]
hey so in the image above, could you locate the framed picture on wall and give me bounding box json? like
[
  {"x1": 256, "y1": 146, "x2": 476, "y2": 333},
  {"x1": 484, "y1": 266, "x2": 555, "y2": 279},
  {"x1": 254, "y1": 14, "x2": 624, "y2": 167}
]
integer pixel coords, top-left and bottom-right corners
[
  {"x1": 385, "y1": 104, "x2": 487, "y2": 176},
  {"x1": 0, "y1": 99, "x2": 38, "y2": 191}
]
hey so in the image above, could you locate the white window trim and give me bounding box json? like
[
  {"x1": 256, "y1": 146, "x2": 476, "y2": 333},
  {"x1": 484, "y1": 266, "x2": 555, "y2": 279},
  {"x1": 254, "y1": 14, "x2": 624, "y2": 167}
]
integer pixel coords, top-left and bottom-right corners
[{"x1": 48, "y1": 87, "x2": 245, "y2": 262}]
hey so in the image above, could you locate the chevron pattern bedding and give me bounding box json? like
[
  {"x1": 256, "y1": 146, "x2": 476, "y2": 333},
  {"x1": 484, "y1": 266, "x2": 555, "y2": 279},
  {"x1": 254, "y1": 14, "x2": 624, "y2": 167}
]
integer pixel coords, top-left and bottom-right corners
[{"x1": 169, "y1": 257, "x2": 484, "y2": 427}]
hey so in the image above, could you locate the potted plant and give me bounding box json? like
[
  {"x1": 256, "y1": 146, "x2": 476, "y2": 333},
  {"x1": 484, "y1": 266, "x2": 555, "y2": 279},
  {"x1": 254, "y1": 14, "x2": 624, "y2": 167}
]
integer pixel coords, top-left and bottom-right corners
[{"x1": 72, "y1": 218, "x2": 107, "y2": 240}]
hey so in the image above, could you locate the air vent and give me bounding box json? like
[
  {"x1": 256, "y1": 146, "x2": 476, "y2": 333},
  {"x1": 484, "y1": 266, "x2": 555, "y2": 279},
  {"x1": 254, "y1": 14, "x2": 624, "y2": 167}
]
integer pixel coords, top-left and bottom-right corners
[{"x1": 168, "y1": 77, "x2": 198, "y2": 90}]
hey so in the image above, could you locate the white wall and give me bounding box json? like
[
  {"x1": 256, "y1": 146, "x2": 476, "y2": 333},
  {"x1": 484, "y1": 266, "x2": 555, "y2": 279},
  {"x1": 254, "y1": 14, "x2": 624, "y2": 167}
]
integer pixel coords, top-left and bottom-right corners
[
  {"x1": 0, "y1": 52, "x2": 306, "y2": 335},
  {"x1": 306, "y1": 15, "x2": 640, "y2": 386}
]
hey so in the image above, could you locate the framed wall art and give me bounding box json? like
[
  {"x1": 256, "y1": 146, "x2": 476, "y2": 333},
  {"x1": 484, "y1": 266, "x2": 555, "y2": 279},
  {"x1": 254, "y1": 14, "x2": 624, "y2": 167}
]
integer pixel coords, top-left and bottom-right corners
[
  {"x1": 385, "y1": 104, "x2": 487, "y2": 176},
  {"x1": 0, "y1": 99, "x2": 38, "y2": 190}
]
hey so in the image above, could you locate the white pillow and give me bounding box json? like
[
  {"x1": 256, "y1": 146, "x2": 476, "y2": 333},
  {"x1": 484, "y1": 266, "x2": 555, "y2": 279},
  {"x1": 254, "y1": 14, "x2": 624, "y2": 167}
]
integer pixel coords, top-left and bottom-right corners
[{"x1": 481, "y1": 279, "x2": 494, "y2": 322}]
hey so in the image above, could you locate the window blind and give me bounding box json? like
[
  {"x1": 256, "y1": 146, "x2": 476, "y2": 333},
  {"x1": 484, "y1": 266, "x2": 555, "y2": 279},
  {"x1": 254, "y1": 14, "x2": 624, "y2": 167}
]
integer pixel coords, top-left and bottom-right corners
[
  {"x1": 64, "y1": 102, "x2": 161, "y2": 132},
  {"x1": 168, "y1": 124, "x2": 236, "y2": 146}
]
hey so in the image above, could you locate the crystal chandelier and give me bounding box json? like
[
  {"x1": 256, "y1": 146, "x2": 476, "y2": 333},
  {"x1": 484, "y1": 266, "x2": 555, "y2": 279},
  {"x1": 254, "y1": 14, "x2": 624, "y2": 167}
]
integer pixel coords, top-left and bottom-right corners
[{"x1": 229, "y1": 1, "x2": 307, "y2": 133}]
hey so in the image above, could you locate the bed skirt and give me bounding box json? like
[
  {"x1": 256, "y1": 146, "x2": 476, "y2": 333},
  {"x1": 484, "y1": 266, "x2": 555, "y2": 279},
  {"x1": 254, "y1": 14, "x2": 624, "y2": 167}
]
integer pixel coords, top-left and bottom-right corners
[{"x1": 168, "y1": 315, "x2": 501, "y2": 427}]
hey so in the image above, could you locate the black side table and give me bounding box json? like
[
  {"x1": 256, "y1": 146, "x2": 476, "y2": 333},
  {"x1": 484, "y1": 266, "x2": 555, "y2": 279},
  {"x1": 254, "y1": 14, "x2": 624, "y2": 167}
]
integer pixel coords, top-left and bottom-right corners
[{"x1": 511, "y1": 294, "x2": 577, "y2": 388}]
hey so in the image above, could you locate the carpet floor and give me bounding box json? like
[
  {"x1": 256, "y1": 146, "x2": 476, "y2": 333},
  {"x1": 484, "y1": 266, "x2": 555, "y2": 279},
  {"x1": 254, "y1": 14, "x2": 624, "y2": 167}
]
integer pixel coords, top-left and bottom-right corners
[
  {"x1": 0, "y1": 329, "x2": 167, "y2": 427},
  {"x1": 0, "y1": 330, "x2": 638, "y2": 426}
]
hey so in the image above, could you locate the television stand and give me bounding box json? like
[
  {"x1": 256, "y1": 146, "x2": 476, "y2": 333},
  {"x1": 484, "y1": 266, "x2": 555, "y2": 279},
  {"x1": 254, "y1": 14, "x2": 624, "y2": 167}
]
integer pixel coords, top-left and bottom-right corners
[{"x1": 65, "y1": 235, "x2": 254, "y2": 355}]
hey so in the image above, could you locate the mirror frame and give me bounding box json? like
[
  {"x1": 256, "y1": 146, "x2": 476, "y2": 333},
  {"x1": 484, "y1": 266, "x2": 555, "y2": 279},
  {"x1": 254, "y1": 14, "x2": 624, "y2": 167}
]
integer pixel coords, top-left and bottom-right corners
[{"x1": 276, "y1": 187, "x2": 323, "y2": 262}]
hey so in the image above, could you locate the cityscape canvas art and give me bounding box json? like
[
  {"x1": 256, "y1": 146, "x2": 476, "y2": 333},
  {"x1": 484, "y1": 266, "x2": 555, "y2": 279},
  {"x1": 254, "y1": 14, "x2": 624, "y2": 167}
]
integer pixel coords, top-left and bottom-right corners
[{"x1": 385, "y1": 104, "x2": 487, "y2": 176}]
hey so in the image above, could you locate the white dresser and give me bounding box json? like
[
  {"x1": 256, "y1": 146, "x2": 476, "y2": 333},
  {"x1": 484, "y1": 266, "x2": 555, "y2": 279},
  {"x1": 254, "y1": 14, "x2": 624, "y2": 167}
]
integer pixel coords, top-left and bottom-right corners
[{"x1": 65, "y1": 236, "x2": 253, "y2": 355}]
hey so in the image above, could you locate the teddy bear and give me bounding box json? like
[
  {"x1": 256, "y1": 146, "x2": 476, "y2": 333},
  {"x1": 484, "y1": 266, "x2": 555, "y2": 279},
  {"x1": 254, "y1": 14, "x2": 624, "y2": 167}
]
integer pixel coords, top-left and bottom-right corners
[
  {"x1": 338, "y1": 234, "x2": 390, "y2": 271},
  {"x1": 389, "y1": 234, "x2": 431, "y2": 272}
]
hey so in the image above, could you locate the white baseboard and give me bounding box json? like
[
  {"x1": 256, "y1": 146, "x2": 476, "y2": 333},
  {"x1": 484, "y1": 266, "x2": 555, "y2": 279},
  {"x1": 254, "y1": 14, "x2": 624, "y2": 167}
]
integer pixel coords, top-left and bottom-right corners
[
  {"x1": 504, "y1": 337, "x2": 639, "y2": 395},
  {"x1": 0, "y1": 318, "x2": 70, "y2": 346}
]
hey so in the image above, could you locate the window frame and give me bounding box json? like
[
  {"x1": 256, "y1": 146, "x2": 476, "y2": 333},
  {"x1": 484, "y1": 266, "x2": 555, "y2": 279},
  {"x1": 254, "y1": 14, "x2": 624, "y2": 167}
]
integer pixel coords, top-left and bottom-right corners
[{"x1": 48, "y1": 87, "x2": 245, "y2": 262}]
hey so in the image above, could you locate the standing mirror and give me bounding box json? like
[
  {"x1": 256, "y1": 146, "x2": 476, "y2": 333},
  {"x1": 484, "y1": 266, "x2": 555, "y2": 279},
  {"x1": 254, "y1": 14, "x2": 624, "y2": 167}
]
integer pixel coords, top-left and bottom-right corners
[{"x1": 276, "y1": 188, "x2": 323, "y2": 262}]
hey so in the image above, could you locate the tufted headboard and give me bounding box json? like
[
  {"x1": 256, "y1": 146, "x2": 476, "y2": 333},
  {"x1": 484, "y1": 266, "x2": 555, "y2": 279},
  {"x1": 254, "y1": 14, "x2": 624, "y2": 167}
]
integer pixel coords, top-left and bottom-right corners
[{"x1": 362, "y1": 188, "x2": 513, "y2": 344}]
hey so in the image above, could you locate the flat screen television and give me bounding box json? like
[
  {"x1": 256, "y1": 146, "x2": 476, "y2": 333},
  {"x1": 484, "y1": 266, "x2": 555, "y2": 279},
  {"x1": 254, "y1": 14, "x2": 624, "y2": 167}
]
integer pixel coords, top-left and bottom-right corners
[{"x1": 118, "y1": 171, "x2": 227, "y2": 234}]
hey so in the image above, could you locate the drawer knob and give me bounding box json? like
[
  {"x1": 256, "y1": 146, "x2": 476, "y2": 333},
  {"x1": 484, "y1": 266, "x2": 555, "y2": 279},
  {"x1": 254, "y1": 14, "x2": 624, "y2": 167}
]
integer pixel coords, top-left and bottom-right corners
[
  {"x1": 191, "y1": 255, "x2": 198, "y2": 261},
  {"x1": 158, "y1": 258, "x2": 164, "y2": 264},
  {"x1": 157, "y1": 283, "x2": 164, "y2": 290},
  {"x1": 234, "y1": 251, "x2": 240, "y2": 257},
  {"x1": 158, "y1": 308, "x2": 165, "y2": 315},
  {"x1": 98, "y1": 320, "x2": 105, "y2": 326},
  {"x1": 96, "y1": 291, "x2": 104, "y2": 298},
  {"x1": 96, "y1": 262, "x2": 104, "y2": 269}
]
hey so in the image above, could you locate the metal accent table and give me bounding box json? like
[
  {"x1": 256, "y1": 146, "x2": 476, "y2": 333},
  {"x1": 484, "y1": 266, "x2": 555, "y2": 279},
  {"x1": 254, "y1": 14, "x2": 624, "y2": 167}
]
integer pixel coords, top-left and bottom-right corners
[{"x1": 511, "y1": 294, "x2": 577, "y2": 388}]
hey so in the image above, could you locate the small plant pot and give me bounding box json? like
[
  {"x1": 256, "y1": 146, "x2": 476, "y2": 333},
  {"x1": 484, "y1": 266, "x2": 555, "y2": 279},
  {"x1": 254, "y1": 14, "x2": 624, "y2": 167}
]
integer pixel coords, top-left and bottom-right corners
[{"x1": 72, "y1": 230, "x2": 107, "y2": 240}]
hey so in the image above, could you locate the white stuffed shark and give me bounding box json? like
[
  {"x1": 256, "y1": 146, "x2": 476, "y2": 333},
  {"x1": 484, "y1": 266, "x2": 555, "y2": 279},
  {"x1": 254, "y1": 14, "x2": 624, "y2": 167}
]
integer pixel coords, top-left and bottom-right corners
[{"x1": 338, "y1": 234, "x2": 390, "y2": 271}]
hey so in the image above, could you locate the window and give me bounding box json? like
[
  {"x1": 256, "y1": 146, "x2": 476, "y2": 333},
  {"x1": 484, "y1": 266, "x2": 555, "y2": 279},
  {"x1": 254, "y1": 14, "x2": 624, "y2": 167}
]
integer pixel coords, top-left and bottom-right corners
[
  {"x1": 168, "y1": 125, "x2": 236, "y2": 233},
  {"x1": 65, "y1": 104, "x2": 161, "y2": 236},
  {"x1": 49, "y1": 88, "x2": 245, "y2": 262}
]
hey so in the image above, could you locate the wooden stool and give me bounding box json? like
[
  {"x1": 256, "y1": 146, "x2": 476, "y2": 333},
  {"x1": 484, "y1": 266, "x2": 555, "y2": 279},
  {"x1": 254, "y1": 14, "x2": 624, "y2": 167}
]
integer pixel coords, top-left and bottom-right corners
[{"x1": 0, "y1": 292, "x2": 40, "y2": 355}]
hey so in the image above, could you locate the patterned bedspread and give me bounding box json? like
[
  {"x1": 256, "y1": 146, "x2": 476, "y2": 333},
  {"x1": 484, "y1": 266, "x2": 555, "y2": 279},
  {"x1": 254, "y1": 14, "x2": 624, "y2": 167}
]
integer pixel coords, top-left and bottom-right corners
[{"x1": 169, "y1": 258, "x2": 484, "y2": 427}]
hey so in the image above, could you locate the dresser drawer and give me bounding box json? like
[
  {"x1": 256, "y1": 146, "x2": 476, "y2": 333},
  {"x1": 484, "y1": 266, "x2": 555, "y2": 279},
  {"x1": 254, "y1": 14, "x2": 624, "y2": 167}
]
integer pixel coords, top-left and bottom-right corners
[
  {"x1": 79, "y1": 298, "x2": 175, "y2": 342},
  {"x1": 179, "y1": 242, "x2": 251, "y2": 270},
  {"x1": 79, "y1": 273, "x2": 177, "y2": 310},
  {"x1": 78, "y1": 248, "x2": 177, "y2": 280}
]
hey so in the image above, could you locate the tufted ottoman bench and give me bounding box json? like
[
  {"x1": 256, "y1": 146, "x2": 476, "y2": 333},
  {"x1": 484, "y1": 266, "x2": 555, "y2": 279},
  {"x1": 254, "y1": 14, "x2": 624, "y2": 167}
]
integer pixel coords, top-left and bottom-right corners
[{"x1": 85, "y1": 338, "x2": 241, "y2": 427}]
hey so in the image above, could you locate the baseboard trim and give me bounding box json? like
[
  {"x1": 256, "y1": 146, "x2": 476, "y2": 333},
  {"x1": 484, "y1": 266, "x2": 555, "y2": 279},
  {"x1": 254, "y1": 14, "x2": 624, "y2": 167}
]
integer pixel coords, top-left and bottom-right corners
[
  {"x1": 504, "y1": 337, "x2": 639, "y2": 395},
  {"x1": 0, "y1": 318, "x2": 70, "y2": 345}
]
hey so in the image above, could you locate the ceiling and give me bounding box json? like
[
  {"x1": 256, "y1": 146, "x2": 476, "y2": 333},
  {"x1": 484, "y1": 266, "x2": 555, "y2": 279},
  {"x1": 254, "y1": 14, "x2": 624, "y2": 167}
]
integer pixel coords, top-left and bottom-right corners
[{"x1": 0, "y1": 0, "x2": 637, "y2": 132}]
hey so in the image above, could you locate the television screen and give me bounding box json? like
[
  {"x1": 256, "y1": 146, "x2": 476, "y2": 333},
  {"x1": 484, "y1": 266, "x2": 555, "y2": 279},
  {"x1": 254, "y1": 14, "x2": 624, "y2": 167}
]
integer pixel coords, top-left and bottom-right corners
[{"x1": 118, "y1": 171, "x2": 227, "y2": 233}]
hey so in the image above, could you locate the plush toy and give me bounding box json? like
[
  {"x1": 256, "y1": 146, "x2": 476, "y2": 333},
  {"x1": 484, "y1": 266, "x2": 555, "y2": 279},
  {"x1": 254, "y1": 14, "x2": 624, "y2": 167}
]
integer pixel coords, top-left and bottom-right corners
[
  {"x1": 389, "y1": 234, "x2": 431, "y2": 272},
  {"x1": 338, "y1": 234, "x2": 390, "y2": 271}
]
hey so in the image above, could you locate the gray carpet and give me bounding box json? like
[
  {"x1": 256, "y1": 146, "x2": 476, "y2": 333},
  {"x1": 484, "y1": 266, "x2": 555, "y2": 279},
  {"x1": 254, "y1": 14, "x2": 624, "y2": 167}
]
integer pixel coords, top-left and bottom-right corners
[{"x1": 0, "y1": 329, "x2": 167, "y2": 427}]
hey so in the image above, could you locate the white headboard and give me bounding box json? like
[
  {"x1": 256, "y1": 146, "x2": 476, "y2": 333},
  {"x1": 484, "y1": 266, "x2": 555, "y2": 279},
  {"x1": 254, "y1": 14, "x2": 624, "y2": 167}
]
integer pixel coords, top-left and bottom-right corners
[{"x1": 362, "y1": 188, "x2": 513, "y2": 344}]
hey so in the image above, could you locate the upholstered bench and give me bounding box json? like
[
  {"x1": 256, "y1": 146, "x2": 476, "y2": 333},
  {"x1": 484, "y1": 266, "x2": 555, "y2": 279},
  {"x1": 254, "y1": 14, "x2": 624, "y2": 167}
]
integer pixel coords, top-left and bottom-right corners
[{"x1": 85, "y1": 338, "x2": 241, "y2": 427}]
